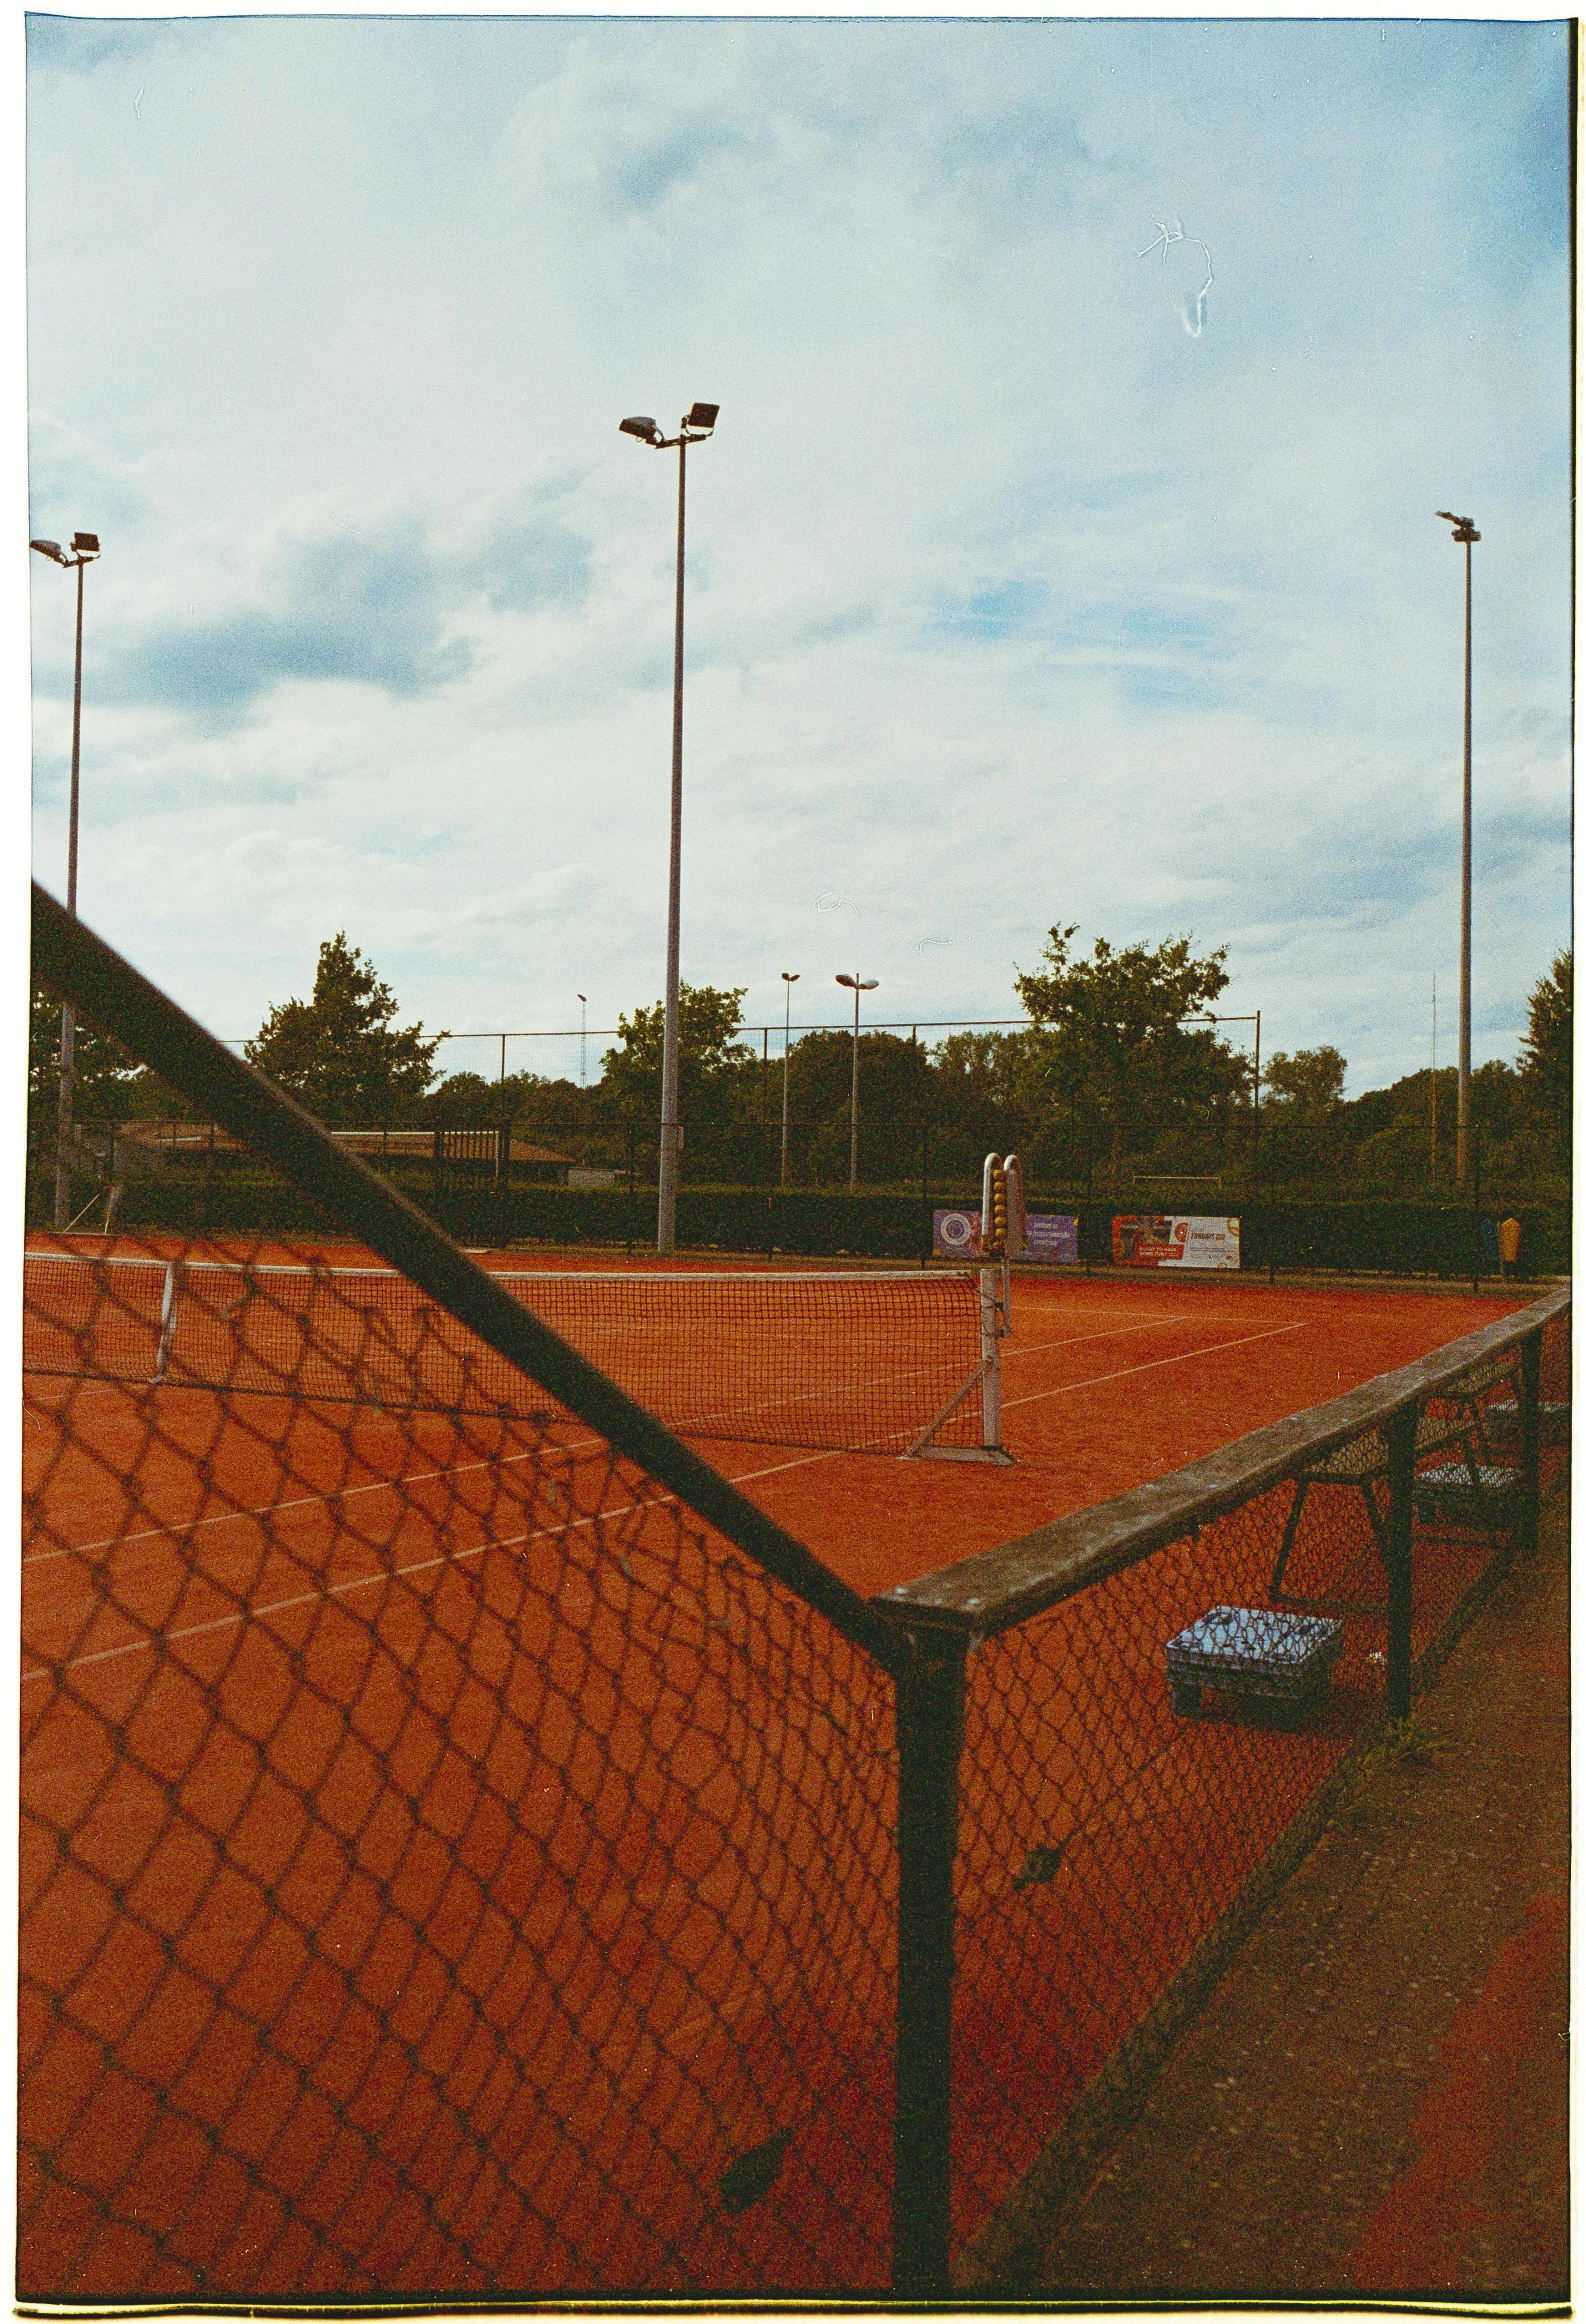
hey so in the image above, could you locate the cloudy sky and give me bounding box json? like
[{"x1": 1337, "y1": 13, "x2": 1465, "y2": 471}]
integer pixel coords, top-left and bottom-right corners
[{"x1": 19, "y1": 9, "x2": 1572, "y2": 1095}]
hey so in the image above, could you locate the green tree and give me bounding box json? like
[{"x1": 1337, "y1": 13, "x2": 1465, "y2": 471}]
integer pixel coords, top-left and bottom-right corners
[
  {"x1": 1264, "y1": 1046, "x2": 1346, "y2": 1112},
  {"x1": 514, "y1": 1075, "x2": 611, "y2": 1161},
  {"x1": 1259, "y1": 1046, "x2": 1348, "y2": 1185},
  {"x1": 1519, "y1": 949, "x2": 1571, "y2": 1163},
  {"x1": 784, "y1": 1030, "x2": 935, "y2": 1186},
  {"x1": 601, "y1": 985, "x2": 759, "y2": 1180},
  {"x1": 1014, "y1": 925, "x2": 1240, "y2": 1192},
  {"x1": 246, "y1": 934, "x2": 442, "y2": 1126},
  {"x1": 27, "y1": 976, "x2": 157, "y2": 1219},
  {"x1": 921, "y1": 1029, "x2": 1074, "y2": 1186},
  {"x1": 426, "y1": 1069, "x2": 615, "y2": 1165},
  {"x1": 427, "y1": 1069, "x2": 504, "y2": 1128},
  {"x1": 28, "y1": 982, "x2": 146, "y2": 1121},
  {"x1": 1327, "y1": 1056, "x2": 1563, "y2": 1200}
]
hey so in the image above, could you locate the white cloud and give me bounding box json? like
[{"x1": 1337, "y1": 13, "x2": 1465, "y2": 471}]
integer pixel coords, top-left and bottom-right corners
[{"x1": 20, "y1": 14, "x2": 1571, "y2": 1093}]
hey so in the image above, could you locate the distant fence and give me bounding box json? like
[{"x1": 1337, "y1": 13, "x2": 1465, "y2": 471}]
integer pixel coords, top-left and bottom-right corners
[
  {"x1": 22, "y1": 882, "x2": 1576, "y2": 2301},
  {"x1": 26, "y1": 1149, "x2": 1572, "y2": 1279}
]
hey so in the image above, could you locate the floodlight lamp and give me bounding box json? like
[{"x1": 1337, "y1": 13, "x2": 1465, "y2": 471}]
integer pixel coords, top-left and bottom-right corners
[
  {"x1": 29, "y1": 539, "x2": 66, "y2": 565},
  {"x1": 835, "y1": 975, "x2": 856, "y2": 989},
  {"x1": 859, "y1": 979, "x2": 879, "y2": 991},
  {"x1": 72, "y1": 532, "x2": 100, "y2": 554},
  {"x1": 620, "y1": 416, "x2": 662, "y2": 444},
  {"x1": 782, "y1": 971, "x2": 799, "y2": 984},
  {"x1": 686, "y1": 402, "x2": 719, "y2": 432}
]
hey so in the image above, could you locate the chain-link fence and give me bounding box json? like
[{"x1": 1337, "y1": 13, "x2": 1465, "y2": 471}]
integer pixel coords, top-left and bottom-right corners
[
  {"x1": 883, "y1": 1286, "x2": 1570, "y2": 2286},
  {"x1": 24, "y1": 1349, "x2": 900, "y2": 2293},
  {"x1": 24, "y1": 889, "x2": 916, "y2": 2300},
  {"x1": 24, "y1": 883, "x2": 1570, "y2": 2302}
]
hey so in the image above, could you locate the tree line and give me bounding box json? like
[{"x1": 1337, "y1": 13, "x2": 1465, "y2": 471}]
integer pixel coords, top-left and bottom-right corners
[{"x1": 30, "y1": 925, "x2": 1572, "y2": 1201}]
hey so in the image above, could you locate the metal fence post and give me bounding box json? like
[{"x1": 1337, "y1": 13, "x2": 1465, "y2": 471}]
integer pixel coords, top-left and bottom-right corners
[
  {"x1": 1383, "y1": 1402, "x2": 1417, "y2": 1719},
  {"x1": 893, "y1": 1625, "x2": 968, "y2": 2297},
  {"x1": 1519, "y1": 1329, "x2": 1542, "y2": 1558}
]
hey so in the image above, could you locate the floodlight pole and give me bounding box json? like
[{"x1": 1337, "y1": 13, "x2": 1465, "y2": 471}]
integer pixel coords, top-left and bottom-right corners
[
  {"x1": 1437, "y1": 511, "x2": 1479, "y2": 1188},
  {"x1": 660, "y1": 438, "x2": 687, "y2": 1250},
  {"x1": 30, "y1": 530, "x2": 100, "y2": 1229},
  {"x1": 780, "y1": 972, "x2": 799, "y2": 1187},
  {"x1": 837, "y1": 974, "x2": 879, "y2": 1193},
  {"x1": 621, "y1": 404, "x2": 718, "y2": 1253}
]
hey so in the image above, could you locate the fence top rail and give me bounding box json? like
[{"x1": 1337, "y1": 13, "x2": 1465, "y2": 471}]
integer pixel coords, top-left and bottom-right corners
[
  {"x1": 878, "y1": 1283, "x2": 1570, "y2": 1638},
  {"x1": 30, "y1": 883, "x2": 910, "y2": 1682}
]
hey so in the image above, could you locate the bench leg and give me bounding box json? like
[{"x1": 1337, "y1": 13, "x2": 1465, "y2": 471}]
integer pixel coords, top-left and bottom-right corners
[{"x1": 1270, "y1": 1479, "x2": 1309, "y2": 1600}]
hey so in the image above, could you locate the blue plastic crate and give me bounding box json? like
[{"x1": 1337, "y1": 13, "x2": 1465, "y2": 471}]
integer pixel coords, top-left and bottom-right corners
[
  {"x1": 1165, "y1": 1604, "x2": 1344, "y2": 1720},
  {"x1": 1413, "y1": 1460, "x2": 1520, "y2": 1525},
  {"x1": 1482, "y1": 1396, "x2": 1570, "y2": 1449}
]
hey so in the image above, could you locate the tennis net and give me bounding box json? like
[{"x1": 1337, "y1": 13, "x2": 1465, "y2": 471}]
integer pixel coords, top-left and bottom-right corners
[{"x1": 23, "y1": 1249, "x2": 1003, "y2": 1457}]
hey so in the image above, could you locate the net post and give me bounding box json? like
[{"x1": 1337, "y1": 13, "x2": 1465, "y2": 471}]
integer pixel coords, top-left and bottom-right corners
[
  {"x1": 1383, "y1": 1401, "x2": 1417, "y2": 1720},
  {"x1": 153, "y1": 1259, "x2": 180, "y2": 1382},
  {"x1": 892, "y1": 1623, "x2": 968, "y2": 2297},
  {"x1": 978, "y1": 1265, "x2": 1003, "y2": 1454},
  {"x1": 1519, "y1": 1329, "x2": 1543, "y2": 1557}
]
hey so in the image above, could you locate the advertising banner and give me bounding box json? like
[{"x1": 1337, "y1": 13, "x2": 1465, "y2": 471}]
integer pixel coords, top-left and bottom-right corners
[
  {"x1": 933, "y1": 1209, "x2": 1079, "y2": 1263},
  {"x1": 1112, "y1": 1214, "x2": 1241, "y2": 1270},
  {"x1": 1024, "y1": 1212, "x2": 1080, "y2": 1265},
  {"x1": 932, "y1": 1208, "x2": 983, "y2": 1259}
]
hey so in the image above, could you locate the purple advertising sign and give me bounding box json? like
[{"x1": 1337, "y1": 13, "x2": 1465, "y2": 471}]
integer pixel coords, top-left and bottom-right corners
[
  {"x1": 932, "y1": 1209, "x2": 1079, "y2": 1262},
  {"x1": 1024, "y1": 1212, "x2": 1079, "y2": 1264},
  {"x1": 932, "y1": 1208, "x2": 983, "y2": 1259}
]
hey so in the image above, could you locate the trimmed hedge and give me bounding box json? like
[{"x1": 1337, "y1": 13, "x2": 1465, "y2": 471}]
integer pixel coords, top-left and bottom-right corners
[
  {"x1": 1236, "y1": 1199, "x2": 1566, "y2": 1279},
  {"x1": 55, "y1": 1160, "x2": 1569, "y2": 1278},
  {"x1": 75, "y1": 1170, "x2": 944, "y2": 1259}
]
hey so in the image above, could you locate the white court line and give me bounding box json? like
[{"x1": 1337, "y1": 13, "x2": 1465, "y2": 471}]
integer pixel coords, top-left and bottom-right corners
[
  {"x1": 1003, "y1": 1320, "x2": 1305, "y2": 1411},
  {"x1": 25, "y1": 1441, "x2": 851, "y2": 1691},
  {"x1": 707, "y1": 1318, "x2": 1197, "y2": 1477},
  {"x1": 23, "y1": 1377, "x2": 144, "y2": 1411},
  {"x1": 725, "y1": 1445, "x2": 844, "y2": 1485},
  {"x1": 24, "y1": 1428, "x2": 613, "y2": 1567},
  {"x1": 25, "y1": 1321, "x2": 1313, "y2": 1686},
  {"x1": 24, "y1": 1323, "x2": 1311, "y2": 1687},
  {"x1": 714, "y1": 1323, "x2": 1282, "y2": 1472},
  {"x1": 29, "y1": 1316, "x2": 1208, "y2": 1566},
  {"x1": 1003, "y1": 1315, "x2": 1191, "y2": 1361},
  {"x1": 21, "y1": 1493, "x2": 633, "y2": 1687}
]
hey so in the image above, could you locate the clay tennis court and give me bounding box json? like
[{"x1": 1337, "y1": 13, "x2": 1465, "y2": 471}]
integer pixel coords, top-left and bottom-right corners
[
  {"x1": 25, "y1": 1231, "x2": 1530, "y2": 1591},
  {"x1": 20, "y1": 1233, "x2": 1541, "y2": 2295},
  {"x1": 700, "y1": 1266, "x2": 1530, "y2": 1593}
]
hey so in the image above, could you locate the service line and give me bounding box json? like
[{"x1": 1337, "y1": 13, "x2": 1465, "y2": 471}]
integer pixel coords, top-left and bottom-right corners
[{"x1": 1003, "y1": 1319, "x2": 1305, "y2": 1411}]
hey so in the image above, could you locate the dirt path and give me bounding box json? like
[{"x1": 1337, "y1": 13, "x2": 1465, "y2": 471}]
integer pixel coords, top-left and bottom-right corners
[{"x1": 1023, "y1": 1489, "x2": 1570, "y2": 2302}]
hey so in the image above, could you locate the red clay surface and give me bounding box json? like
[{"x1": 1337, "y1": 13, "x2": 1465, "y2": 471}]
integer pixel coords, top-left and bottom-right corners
[
  {"x1": 19, "y1": 1233, "x2": 1547, "y2": 2298},
  {"x1": 1345, "y1": 1888, "x2": 1570, "y2": 2289},
  {"x1": 32, "y1": 1232, "x2": 1528, "y2": 1600},
  {"x1": 707, "y1": 1272, "x2": 1527, "y2": 1595}
]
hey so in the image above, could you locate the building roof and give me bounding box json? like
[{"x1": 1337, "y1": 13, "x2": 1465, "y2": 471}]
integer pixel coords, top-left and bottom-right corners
[{"x1": 114, "y1": 1122, "x2": 574, "y2": 1166}]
